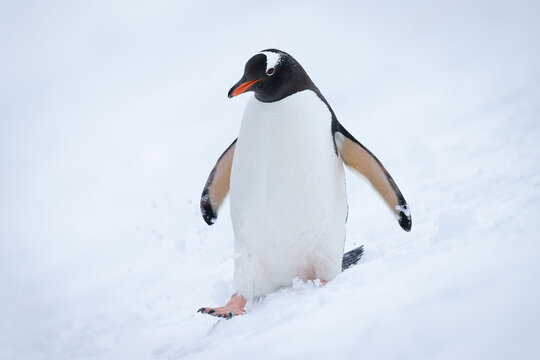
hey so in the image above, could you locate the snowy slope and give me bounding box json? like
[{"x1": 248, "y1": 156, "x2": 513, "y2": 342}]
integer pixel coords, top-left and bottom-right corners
[{"x1": 1, "y1": 1, "x2": 539, "y2": 359}]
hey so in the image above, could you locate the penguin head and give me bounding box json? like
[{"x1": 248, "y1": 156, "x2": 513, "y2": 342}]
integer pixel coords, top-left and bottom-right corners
[{"x1": 228, "y1": 49, "x2": 317, "y2": 103}]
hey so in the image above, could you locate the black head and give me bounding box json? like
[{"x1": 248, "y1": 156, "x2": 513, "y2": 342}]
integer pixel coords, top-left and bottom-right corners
[{"x1": 228, "y1": 49, "x2": 319, "y2": 103}]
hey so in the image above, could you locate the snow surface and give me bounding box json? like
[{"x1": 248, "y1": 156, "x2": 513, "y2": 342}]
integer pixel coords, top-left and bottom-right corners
[{"x1": 1, "y1": 1, "x2": 540, "y2": 359}]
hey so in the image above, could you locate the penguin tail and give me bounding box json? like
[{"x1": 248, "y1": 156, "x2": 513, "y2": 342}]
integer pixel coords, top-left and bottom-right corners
[{"x1": 342, "y1": 245, "x2": 364, "y2": 271}]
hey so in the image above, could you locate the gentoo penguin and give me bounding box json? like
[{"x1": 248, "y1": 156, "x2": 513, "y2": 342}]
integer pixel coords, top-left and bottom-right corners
[{"x1": 198, "y1": 49, "x2": 411, "y2": 319}]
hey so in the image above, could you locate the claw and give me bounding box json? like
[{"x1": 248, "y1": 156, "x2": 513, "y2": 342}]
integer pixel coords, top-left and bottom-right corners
[{"x1": 198, "y1": 294, "x2": 246, "y2": 319}]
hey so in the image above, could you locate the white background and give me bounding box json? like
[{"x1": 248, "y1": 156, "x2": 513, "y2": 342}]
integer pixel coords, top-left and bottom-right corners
[{"x1": 1, "y1": 1, "x2": 539, "y2": 359}]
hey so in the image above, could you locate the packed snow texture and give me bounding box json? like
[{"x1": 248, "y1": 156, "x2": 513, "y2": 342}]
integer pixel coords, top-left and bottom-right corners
[{"x1": 1, "y1": 1, "x2": 539, "y2": 359}]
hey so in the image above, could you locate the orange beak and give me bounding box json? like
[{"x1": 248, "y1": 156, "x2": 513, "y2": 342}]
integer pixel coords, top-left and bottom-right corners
[{"x1": 228, "y1": 79, "x2": 262, "y2": 98}]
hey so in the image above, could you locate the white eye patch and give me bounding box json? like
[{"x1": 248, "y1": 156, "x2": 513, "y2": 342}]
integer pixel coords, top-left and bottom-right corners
[{"x1": 258, "y1": 51, "x2": 281, "y2": 73}]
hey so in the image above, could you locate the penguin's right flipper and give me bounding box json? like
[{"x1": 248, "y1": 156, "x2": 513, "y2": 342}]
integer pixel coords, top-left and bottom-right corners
[
  {"x1": 200, "y1": 139, "x2": 237, "y2": 225},
  {"x1": 342, "y1": 245, "x2": 364, "y2": 271}
]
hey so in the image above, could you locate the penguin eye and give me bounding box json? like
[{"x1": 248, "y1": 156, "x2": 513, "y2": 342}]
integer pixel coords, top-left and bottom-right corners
[{"x1": 266, "y1": 67, "x2": 275, "y2": 76}]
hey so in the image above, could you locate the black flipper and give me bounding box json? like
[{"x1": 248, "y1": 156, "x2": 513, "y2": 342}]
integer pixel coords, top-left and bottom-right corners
[{"x1": 200, "y1": 139, "x2": 237, "y2": 225}]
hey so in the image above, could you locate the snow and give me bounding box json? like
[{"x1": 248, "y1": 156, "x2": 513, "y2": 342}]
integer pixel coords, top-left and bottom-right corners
[{"x1": 1, "y1": 1, "x2": 540, "y2": 359}]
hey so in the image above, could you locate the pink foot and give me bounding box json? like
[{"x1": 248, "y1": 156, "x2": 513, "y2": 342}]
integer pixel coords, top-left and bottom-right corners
[{"x1": 198, "y1": 293, "x2": 247, "y2": 319}]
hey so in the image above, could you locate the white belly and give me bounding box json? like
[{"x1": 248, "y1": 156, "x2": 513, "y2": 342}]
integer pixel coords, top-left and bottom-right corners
[{"x1": 229, "y1": 90, "x2": 348, "y2": 298}]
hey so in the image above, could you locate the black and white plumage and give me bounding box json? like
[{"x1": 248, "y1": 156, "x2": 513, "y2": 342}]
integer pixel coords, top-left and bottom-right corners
[{"x1": 201, "y1": 49, "x2": 411, "y2": 299}]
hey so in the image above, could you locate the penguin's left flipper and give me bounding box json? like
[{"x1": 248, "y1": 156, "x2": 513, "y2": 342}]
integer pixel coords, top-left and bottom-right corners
[
  {"x1": 333, "y1": 121, "x2": 412, "y2": 231},
  {"x1": 200, "y1": 139, "x2": 237, "y2": 225}
]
